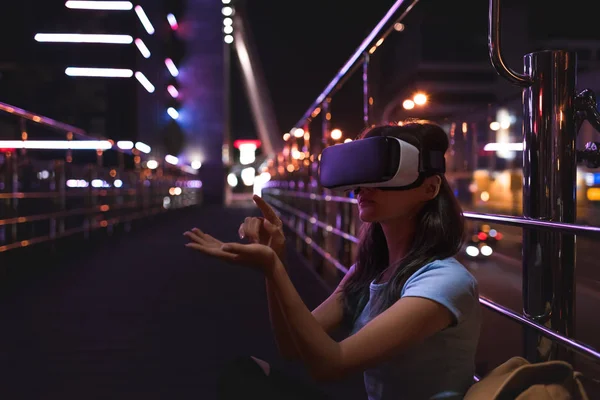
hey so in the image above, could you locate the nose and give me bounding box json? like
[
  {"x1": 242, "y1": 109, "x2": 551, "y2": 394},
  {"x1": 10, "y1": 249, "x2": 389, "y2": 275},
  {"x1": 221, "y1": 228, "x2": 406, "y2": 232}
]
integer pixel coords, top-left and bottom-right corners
[{"x1": 354, "y1": 187, "x2": 374, "y2": 196}]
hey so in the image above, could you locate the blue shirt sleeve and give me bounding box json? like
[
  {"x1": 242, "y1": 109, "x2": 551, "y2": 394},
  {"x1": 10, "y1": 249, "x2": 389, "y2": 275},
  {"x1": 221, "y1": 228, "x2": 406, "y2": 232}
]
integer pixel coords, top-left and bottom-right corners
[{"x1": 400, "y1": 258, "x2": 479, "y2": 324}]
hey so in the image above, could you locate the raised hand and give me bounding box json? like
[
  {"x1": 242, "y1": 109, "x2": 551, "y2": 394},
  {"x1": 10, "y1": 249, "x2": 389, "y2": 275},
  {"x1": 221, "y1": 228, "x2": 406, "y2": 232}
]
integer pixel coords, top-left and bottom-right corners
[
  {"x1": 184, "y1": 227, "x2": 276, "y2": 272},
  {"x1": 238, "y1": 195, "x2": 286, "y2": 260}
]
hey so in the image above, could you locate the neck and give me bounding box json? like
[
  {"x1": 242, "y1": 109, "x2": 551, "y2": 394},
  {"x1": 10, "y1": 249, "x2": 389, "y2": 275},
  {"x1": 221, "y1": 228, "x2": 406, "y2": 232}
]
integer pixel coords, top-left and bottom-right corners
[{"x1": 379, "y1": 217, "x2": 416, "y2": 267}]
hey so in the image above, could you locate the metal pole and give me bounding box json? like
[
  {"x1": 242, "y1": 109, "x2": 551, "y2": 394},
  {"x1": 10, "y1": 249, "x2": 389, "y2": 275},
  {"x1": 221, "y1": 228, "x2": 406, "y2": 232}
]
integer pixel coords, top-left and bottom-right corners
[
  {"x1": 488, "y1": 0, "x2": 577, "y2": 363},
  {"x1": 522, "y1": 50, "x2": 577, "y2": 362},
  {"x1": 363, "y1": 53, "x2": 371, "y2": 127},
  {"x1": 223, "y1": 35, "x2": 232, "y2": 205},
  {"x1": 314, "y1": 100, "x2": 332, "y2": 275}
]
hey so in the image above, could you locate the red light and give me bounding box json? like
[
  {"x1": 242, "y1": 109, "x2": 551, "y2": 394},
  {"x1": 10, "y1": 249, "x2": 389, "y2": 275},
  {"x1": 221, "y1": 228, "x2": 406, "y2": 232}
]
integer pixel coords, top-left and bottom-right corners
[
  {"x1": 233, "y1": 139, "x2": 261, "y2": 149},
  {"x1": 477, "y1": 232, "x2": 488, "y2": 241},
  {"x1": 495, "y1": 232, "x2": 503, "y2": 240}
]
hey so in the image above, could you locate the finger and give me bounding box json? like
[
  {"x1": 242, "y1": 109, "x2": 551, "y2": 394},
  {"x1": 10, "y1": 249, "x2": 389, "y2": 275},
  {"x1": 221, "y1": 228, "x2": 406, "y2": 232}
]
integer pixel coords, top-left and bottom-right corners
[
  {"x1": 253, "y1": 195, "x2": 282, "y2": 226},
  {"x1": 191, "y1": 228, "x2": 221, "y2": 245},
  {"x1": 185, "y1": 243, "x2": 237, "y2": 261},
  {"x1": 248, "y1": 218, "x2": 263, "y2": 242},
  {"x1": 240, "y1": 217, "x2": 262, "y2": 243},
  {"x1": 184, "y1": 231, "x2": 210, "y2": 245},
  {"x1": 220, "y1": 242, "x2": 250, "y2": 255},
  {"x1": 262, "y1": 219, "x2": 283, "y2": 235}
]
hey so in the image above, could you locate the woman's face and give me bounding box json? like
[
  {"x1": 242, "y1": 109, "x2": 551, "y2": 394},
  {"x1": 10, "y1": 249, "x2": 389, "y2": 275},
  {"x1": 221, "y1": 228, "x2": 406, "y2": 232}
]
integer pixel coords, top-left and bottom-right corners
[{"x1": 355, "y1": 175, "x2": 441, "y2": 223}]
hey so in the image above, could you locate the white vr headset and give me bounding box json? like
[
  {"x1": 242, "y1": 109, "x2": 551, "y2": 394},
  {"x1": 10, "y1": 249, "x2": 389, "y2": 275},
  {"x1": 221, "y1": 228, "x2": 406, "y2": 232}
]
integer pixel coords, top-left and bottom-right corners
[{"x1": 318, "y1": 135, "x2": 445, "y2": 191}]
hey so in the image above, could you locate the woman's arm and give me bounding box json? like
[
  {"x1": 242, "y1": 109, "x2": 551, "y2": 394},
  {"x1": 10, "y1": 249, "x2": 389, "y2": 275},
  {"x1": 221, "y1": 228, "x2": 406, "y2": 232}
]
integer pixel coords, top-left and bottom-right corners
[
  {"x1": 266, "y1": 264, "x2": 355, "y2": 360},
  {"x1": 266, "y1": 258, "x2": 455, "y2": 382},
  {"x1": 184, "y1": 229, "x2": 460, "y2": 382},
  {"x1": 265, "y1": 277, "x2": 300, "y2": 359}
]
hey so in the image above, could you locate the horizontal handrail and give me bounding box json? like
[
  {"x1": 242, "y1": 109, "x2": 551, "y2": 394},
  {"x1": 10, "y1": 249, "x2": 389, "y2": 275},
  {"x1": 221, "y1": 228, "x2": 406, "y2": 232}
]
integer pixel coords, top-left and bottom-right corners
[
  {"x1": 0, "y1": 101, "x2": 90, "y2": 138},
  {"x1": 480, "y1": 297, "x2": 600, "y2": 362},
  {"x1": 262, "y1": 187, "x2": 600, "y2": 237},
  {"x1": 0, "y1": 207, "x2": 166, "y2": 252},
  {"x1": 263, "y1": 192, "x2": 600, "y2": 364},
  {"x1": 292, "y1": 0, "x2": 421, "y2": 130},
  {"x1": 0, "y1": 101, "x2": 198, "y2": 175},
  {"x1": 265, "y1": 195, "x2": 359, "y2": 243},
  {"x1": 0, "y1": 189, "x2": 138, "y2": 199},
  {"x1": 269, "y1": 204, "x2": 350, "y2": 274},
  {"x1": 263, "y1": 187, "x2": 357, "y2": 204},
  {"x1": 0, "y1": 202, "x2": 139, "y2": 226},
  {"x1": 461, "y1": 211, "x2": 600, "y2": 236}
]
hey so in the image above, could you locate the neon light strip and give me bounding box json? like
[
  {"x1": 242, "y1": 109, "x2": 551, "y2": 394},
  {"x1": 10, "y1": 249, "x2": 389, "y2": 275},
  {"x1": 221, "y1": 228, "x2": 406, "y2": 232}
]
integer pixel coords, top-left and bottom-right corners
[
  {"x1": 167, "y1": 107, "x2": 179, "y2": 120},
  {"x1": 135, "y1": 142, "x2": 151, "y2": 154},
  {"x1": 167, "y1": 13, "x2": 179, "y2": 30},
  {"x1": 0, "y1": 140, "x2": 112, "y2": 150},
  {"x1": 117, "y1": 141, "x2": 134, "y2": 150},
  {"x1": 134, "y1": 38, "x2": 151, "y2": 58},
  {"x1": 35, "y1": 33, "x2": 133, "y2": 44},
  {"x1": 165, "y1": 155, "x2": 179, "y2": 165},
  {"x1": 65, "y1": 1, "x2": 133, "y2": 10},
  {"x1": 65, "y1": 67, "x2": 133, "y2": 77},
  {"x1": 165, "y1": 58, "x2": 179, "y2": 77},
  {"x1": 134, "y1": 6, "x2": 155, "y2": 35},
  {"x1": 167, "y1": 85, "x2": 179, "y2": 98},
  {"x1": 134, "y1": 72, "x2": 155, "y2": 93},
  {"x1": 483, "y1": 142, "x2": 523, "y2": 152}
]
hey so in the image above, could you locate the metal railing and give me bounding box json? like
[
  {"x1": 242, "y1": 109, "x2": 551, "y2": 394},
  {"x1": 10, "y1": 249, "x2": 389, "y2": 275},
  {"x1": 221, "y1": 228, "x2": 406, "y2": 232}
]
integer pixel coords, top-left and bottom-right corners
[
  {"x1": 256, "y1": 0, "x2": 600, "y2": 379},
  {"x1": 262, "y1": 188, "x2": 600, "y2": 363},
  {"x1": 0, "y1": 102, "x2": 202, "y2": 253}
]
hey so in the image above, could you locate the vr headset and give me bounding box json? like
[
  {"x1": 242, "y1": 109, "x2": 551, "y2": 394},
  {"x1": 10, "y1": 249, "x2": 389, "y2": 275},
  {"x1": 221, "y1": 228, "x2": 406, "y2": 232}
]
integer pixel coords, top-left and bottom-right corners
[{"x1": 318, "y1": 135, "x2": 445, "y2": 192}]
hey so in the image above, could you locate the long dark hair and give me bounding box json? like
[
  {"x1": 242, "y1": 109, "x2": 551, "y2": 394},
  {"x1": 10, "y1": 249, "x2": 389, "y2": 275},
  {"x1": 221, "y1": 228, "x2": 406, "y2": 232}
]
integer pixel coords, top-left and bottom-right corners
[{"x1": 342, "y1": 122, "x2": 465, "y2": 328}]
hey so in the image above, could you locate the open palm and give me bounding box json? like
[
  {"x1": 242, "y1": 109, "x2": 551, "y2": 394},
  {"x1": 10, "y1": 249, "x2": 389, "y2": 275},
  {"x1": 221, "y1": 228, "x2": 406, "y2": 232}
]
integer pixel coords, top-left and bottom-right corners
[{"x1": 184, "y1": 227, "x2": 276, "y2": 272}]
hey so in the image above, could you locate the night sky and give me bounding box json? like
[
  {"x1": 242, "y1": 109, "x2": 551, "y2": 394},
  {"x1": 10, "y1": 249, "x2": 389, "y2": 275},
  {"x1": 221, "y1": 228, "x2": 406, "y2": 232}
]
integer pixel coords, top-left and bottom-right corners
[
  {"x1": 1, "y1": 0, "x2": 600, "y2": 145},
  {"x1": 232, "y1": 0, "x2": 396, "y2": 138},
  {"x1": 232, "y1": 0, "x2": 600, "y2": 140}
]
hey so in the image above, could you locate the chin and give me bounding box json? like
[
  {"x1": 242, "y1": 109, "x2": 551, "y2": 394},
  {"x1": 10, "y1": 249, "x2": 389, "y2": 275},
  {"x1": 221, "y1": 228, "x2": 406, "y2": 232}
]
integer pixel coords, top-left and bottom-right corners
[{"x1": 358, "y1": 210, "x2": 380, "y2": 223}]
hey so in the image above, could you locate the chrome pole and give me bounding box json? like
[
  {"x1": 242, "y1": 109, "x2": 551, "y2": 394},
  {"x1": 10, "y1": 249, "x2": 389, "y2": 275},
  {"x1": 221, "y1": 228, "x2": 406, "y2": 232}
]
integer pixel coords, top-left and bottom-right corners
[
  {"x1": 363, "y1": 53, "x2": 371, "y2": 127},
  {"x1": 489, "y1": 0, "x2": 577, "y2": 362},
  {"x1": 522, "y1": 50, "x2": 577, "y2": 361}
]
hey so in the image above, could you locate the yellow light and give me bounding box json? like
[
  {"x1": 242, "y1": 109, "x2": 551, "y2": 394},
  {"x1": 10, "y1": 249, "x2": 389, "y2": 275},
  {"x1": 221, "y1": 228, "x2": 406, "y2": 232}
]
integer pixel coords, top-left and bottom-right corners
[
  {"x1": 413, "y1": 93, "x2": 427, "y2": 105},
  {"x1": 587, "y1": 188, "x2": 600, "y2": 201}
]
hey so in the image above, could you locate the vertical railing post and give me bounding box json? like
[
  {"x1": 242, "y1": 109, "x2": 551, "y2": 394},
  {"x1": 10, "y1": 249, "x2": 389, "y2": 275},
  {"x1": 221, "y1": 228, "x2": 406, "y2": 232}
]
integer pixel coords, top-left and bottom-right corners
[
  {"x1": 317, "y1": 100, "x2": 332, "y2": 276},
  {"x1": 522, "y1": 50, "x2": 577, "y2": 362},
  {"x1": 362, "y1": 53, "x2": 371, "y2": 128},
  {"x1": 9, "y1": 150, "x2": 18, "y2": 244},
  {"x1": 488, "y1": 0, "x2": 577, "y2": 362}
]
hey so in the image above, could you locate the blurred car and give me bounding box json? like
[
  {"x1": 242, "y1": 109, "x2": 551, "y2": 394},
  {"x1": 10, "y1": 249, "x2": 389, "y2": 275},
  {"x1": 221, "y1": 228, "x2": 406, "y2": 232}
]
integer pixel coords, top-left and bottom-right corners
[{"x1": 464, "y1": 224, "x2": 503, "y2": 259}]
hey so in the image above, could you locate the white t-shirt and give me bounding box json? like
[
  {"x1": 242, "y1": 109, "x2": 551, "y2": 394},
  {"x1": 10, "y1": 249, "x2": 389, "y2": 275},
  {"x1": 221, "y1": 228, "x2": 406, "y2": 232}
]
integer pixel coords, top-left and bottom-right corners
[{"x1": 349, "y1": 257, "x2": 481, "y2": 400}]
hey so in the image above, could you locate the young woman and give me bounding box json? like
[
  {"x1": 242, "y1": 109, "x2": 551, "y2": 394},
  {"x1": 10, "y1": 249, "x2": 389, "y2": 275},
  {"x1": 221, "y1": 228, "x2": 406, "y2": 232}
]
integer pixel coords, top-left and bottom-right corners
[{"x1": 184, "y1": 122, "x2": 481, "y2": 400}]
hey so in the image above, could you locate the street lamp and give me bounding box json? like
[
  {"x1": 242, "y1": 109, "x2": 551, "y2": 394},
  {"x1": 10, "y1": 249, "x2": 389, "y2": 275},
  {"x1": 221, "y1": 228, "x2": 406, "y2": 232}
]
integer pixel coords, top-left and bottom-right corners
[
  {"x1": 413, "y1": 93, "x2": 427, "y2": 105},
  {"x1": 331, "y1": 128, "x2": 342, "y2": 140}
]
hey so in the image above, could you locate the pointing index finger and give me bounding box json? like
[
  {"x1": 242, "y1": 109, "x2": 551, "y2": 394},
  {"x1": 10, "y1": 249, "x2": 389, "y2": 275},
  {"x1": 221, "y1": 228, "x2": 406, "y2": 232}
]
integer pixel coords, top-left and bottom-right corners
[{"x1": 253, "y1": 195, "x2": 281, "y2": 226}]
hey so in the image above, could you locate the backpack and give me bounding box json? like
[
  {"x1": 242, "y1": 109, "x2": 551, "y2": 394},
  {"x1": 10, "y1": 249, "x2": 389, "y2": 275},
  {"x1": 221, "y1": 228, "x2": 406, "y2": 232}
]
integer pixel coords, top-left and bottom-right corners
[{"x1": 464, "y1": 356, "x2": 589, "y2": 400}]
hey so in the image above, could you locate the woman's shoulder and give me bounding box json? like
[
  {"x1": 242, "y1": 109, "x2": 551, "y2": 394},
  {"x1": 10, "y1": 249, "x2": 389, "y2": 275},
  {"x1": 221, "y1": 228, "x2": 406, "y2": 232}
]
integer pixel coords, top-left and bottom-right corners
[
  {"x1": 401, "y1": 257, "x2": 480, "y2": 324},
  {"x1": 404, "y1": 257, "x2": 478, "y2": 293}
]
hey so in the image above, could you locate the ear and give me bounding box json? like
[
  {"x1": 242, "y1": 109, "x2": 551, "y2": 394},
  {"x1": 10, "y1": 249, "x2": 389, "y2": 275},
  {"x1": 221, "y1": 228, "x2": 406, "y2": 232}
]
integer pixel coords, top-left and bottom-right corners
[{"x1": 423, "y1": 175, "x2": 442, "y2": 200}]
